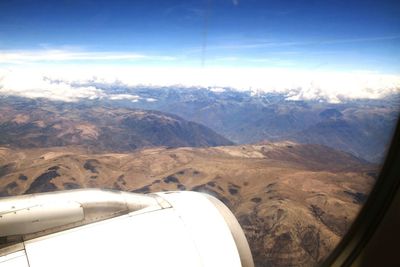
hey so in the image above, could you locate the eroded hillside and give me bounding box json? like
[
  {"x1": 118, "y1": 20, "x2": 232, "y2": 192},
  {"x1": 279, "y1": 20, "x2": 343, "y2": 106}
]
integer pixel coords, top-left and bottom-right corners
[
  {"x1": 0, "y1": 142, "x2": 377, "y2": 266},
  {"x1": 0, "y1": 98, "x2": 233, "y2": 150}
]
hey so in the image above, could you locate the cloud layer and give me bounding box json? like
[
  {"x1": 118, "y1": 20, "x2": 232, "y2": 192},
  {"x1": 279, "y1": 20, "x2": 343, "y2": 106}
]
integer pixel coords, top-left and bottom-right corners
[
  {"x1": 0, "y1": 64, "x2": 399, "y2": 103},
  {"x1": 0, "y1": 49, "x2": 175, "y2": 64}
]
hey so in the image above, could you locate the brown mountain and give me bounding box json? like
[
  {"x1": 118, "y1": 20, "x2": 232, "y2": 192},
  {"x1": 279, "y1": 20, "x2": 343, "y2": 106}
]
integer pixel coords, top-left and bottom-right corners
[
  {"x1": 0, "y1": 142, "x2": 377, "y2": 266},
  {"x1": 0, "y1": 98, "x2": 233, "y2": 151},
  {"x1": 112, "y1": 87, "x2": 397, "y2": 163}
]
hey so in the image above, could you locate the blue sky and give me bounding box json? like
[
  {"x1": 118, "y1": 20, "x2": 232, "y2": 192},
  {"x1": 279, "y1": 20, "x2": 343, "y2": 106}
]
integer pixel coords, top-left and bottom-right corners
[{"x1": 0, "y1": 0, "x2": 400, "y2": 73}]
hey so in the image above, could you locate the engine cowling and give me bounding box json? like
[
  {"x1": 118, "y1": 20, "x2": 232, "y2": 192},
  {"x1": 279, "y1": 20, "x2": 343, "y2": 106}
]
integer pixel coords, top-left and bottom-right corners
[{"x1": 0, "y1": 189, "x2": 254, "y2": 267}]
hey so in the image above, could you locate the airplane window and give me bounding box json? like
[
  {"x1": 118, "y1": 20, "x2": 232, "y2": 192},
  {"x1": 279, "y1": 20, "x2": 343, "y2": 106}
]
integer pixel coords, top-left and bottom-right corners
[{"x1": 0, "y1": 0, "x2": 399, "y2": 266}]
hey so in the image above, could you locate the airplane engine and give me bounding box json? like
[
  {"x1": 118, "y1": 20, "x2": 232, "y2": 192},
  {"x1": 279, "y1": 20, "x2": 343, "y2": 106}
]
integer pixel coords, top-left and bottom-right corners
[{"x1": 0, "y1": 189, "x2": 254, "y2": 267}]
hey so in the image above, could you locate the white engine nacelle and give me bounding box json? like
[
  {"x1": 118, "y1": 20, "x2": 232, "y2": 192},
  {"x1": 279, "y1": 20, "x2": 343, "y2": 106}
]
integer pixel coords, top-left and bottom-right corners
[{"x1": 0, "y1": 189, "x2": 254, "y2": 267}]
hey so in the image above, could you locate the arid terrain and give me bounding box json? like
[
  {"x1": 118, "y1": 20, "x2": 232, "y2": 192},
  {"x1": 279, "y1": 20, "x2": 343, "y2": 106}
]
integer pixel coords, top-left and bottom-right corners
[
  {"x1": 0, "y1": 142, "x2": 377, "y2": 266},
  {"x1": 0, "y1": 98, "x2": 232, "y2": 151}
]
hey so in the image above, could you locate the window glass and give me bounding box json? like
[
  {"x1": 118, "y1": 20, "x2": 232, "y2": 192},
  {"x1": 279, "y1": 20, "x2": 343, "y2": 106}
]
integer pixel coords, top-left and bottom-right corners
[{"x1": 0, "y1": 0, "x2": 399, "y2": 266}]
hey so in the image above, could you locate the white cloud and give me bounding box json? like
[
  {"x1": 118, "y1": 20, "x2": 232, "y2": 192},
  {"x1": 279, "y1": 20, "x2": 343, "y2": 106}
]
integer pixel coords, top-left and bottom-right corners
[
  {"x1": 0, "y1": 65, "x2": 399, "y2": 103},
  {"x1": 108, "y1": 94, "x2": 140, "y2": 101},
  {"x1": 0, "y1": 49, "x2": 175, "y2": 64},
  {"x1": 0, "y1": 68, "x2": 106, "y2": 101},
  {"x1": 199, "y1": 35, "x2": 400, "y2": 51},
  {"x1": 209, "y1": 87, "x2": 226, "y2": 93}
]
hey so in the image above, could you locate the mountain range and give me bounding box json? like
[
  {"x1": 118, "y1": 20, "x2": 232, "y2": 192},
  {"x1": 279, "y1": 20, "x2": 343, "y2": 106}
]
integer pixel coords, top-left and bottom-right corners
[
  {"x1": 53, "y1": 84, "x2": 399, "y2": 163},
  {"x1": 0, "y1": 93, "x2": 391, "y2": 266}
]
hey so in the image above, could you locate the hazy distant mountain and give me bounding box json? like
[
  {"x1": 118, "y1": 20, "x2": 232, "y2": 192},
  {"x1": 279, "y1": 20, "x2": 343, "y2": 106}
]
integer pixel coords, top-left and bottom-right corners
[
  {"x1": 0, "y1": 98, "x2": 233, "y2": 151},
  {"x1": 76, "y1": 85, "x2": 398, "y2": 163},
  {"x1": 4, "y1": 82, "x2": 396, "y2": 162},
  {"x1": 0, "y1": 142, "x2": 376, "y2": 266},
  {"x1": 291, "y1": 107, "x2": 397, "y2": 163}
]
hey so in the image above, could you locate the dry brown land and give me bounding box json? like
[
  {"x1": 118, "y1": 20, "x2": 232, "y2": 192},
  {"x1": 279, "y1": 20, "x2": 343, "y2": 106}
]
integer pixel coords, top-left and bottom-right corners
[{"x1": 0, "y1": 142, "x2": 377, "y2": 266}]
